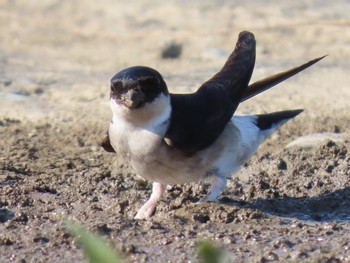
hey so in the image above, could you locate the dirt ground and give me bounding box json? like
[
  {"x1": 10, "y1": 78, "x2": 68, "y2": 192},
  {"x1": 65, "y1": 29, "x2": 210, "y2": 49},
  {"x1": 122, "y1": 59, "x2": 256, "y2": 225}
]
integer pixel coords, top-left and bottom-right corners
[{"x1": 1, "y1": 0, "x2": 350, "y2": 262}]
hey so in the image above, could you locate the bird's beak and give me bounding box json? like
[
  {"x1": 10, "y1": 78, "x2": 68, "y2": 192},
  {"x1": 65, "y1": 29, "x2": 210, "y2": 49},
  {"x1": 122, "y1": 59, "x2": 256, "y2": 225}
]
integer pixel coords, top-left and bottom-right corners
[{"x1": 120, "y1": 89, "x2": 145, "y2": 108}]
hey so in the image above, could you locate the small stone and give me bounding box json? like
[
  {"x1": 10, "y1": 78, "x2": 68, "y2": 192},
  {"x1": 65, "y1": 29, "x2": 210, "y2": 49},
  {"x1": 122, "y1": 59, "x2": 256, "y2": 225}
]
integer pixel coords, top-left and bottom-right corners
[
  {"x1": 121, "y1": 244, "x2": 136, "y2": 254},
  {"x1": 277, "y1": 159, "x2": 287, "y2": 170},
  {"x1": 13, "y1": 213, "x2": 29, "y2": 223},
  {"x1": 161, "y1": 41, "x2": 182, "y2": 59},
  {"x1": 0, "y1": 238, "x2": 14, "y2": 246},
  {"x1": 32, "y1": 236, "x2": 49, "y2": 243},
  {"x1": 286, "y1": 133, "x2": 349, "y2": 149},
  {"x1": 96, "y1": 224, "x2": 112, "y2": 235},
  {"x1": 265, "y1": 251, "x2": 279, "y2": 261},
  {"x1": 192, "y1": 214, "x2": 210, "y2": 223}
]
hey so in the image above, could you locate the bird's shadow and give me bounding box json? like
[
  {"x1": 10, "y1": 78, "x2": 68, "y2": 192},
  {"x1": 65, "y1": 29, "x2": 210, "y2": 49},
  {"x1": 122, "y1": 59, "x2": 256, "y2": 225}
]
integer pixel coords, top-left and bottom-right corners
[{"x1": 221, "y1": 186, "x2": 350, "y2": 222}]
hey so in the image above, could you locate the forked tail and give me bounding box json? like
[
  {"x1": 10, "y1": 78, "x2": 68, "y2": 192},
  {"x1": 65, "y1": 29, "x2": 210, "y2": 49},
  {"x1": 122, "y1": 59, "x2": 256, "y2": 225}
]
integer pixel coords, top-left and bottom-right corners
[{"x1": 256, "y1": 109, "x2": 303, "y2": 130}]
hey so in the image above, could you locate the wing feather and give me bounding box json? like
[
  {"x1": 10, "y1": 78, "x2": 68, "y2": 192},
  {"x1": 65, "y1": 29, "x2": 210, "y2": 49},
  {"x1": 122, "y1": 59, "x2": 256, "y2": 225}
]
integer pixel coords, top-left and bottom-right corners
[{"x1": 165, "y1": 31, "x2": 256, "y2": 154}]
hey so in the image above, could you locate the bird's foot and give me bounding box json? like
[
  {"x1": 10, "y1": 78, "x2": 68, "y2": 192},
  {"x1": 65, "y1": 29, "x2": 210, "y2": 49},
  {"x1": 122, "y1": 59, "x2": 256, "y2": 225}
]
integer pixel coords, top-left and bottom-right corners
[
  {"x1": 135, "y1": 199, "x2": 158, "y2": 219},
  {"x1": 196, "y1": 175, "x2": 227, "y2": 204},
  {"x1": 134, "y1": 182, "x2": 165, "y2": 220}
]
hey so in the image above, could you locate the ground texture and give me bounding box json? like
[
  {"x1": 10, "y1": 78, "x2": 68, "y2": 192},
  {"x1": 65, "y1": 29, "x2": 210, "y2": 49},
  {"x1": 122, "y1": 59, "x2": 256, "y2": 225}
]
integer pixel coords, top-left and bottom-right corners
[{"x1": 1, "y1": 0, "x2": 350, "y2": 262}]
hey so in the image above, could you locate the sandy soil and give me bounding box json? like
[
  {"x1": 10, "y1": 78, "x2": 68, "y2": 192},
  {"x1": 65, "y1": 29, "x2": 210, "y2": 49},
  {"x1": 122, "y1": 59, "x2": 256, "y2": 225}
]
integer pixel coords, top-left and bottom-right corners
[{"x1": 1, "y1": 0, "x2": 350, "y2": 262}]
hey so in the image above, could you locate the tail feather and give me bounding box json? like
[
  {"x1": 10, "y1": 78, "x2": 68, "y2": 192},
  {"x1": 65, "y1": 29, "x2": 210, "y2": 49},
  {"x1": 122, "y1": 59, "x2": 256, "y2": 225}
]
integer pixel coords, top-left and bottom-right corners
[
  {"x1": 255, "y1": 109, "x2": 303, "y2": 131},
  {"x1": 241, "y1": 55, "x2": 326, "y2": 102}
]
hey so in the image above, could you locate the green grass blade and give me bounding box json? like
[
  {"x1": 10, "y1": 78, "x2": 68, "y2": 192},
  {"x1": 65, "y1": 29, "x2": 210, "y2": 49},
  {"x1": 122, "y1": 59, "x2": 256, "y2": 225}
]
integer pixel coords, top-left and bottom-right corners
[
  {"x1": 197, "y1": 240, "x2": 223, "y2": 263},
  {"x1": 65, "y1": 220, "x2": 123, "y2": 263}
]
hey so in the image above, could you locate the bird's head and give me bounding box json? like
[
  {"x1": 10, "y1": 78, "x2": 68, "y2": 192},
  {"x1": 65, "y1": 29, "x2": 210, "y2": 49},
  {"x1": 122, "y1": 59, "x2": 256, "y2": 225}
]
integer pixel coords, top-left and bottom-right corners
[{"x1": 110, "y1": 66, "x2": 170, "y2": 124}]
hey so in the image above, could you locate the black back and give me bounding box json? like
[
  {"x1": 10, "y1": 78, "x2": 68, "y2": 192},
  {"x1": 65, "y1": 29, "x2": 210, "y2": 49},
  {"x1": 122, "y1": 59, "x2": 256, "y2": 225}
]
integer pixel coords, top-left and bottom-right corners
[{"x1": 165, "y1": 31, "x2": 256, "y2": 154}]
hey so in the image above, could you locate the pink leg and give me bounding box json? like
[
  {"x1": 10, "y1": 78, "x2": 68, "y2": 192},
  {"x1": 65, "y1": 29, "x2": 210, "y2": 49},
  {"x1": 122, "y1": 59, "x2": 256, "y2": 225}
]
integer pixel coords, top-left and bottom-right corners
[
  {"x1": 198, "y1": 176, "x2": 227, "y2": 203},
  {"x1": 135, "y1": 182, "x2": 165, "y2": 219}
]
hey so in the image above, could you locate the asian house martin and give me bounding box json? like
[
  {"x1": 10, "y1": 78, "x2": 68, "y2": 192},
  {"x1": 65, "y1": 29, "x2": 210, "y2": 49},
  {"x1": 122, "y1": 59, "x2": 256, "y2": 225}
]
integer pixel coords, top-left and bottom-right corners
[{"x1": 102, "y1": 31, "x2": 325, "y2": 219}]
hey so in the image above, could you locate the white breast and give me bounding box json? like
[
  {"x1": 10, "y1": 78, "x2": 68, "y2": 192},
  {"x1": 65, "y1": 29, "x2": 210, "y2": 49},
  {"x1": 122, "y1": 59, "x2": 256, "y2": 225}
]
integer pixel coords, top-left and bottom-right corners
[
  {"x1": 108, "y1": 92, "x2": 217, "y2": 184},
  {"x1": 109, "y1": 94, "x2": 266, "y2": 185},
  {"x1": 109, "y1": 93, "x2": 170, "y2": 158}
]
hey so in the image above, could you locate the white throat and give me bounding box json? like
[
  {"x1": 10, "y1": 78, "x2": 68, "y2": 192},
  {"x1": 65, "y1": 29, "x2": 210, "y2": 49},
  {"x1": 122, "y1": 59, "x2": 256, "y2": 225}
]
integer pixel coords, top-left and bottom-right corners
[{"x1": 110, "y1": 93, "x2": 171, "y2": 134}]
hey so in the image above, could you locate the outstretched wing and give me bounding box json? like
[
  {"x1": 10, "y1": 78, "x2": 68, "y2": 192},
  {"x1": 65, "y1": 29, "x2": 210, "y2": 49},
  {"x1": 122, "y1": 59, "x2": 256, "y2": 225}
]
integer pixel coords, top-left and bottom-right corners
[{"x1": 165, "y1": 31, "x2": 256, "y2": 154}]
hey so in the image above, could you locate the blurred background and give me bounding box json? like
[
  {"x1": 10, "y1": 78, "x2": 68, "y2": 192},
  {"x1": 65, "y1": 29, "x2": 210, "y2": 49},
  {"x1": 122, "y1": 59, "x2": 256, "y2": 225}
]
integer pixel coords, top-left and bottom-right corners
[{"x1": 1, "y1": 0, "x2": 349, "y2": 121}]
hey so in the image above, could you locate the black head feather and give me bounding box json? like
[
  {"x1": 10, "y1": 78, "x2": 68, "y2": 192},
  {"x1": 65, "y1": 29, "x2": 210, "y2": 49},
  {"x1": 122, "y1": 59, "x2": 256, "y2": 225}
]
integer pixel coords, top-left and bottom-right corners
[{"x1": 110, "y1": 66, "x2": 168, "y2": 108}]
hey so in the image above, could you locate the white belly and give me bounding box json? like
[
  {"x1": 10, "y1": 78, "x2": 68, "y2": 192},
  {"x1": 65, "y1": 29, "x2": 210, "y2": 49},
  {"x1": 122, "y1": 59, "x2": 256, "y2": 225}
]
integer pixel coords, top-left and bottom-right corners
[
  {"x1": 109, "y1": 115, "x2": 261, "y2": 185},
  {"x1": 108, "y1": 119, "x2": 218, "y2": 184}
]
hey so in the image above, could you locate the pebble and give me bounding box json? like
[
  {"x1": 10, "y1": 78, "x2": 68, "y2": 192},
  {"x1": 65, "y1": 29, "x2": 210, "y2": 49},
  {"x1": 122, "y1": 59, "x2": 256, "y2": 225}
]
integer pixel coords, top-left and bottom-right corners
[{"x1": 286, "y1": 133, "x2": 350, "y2": 149}]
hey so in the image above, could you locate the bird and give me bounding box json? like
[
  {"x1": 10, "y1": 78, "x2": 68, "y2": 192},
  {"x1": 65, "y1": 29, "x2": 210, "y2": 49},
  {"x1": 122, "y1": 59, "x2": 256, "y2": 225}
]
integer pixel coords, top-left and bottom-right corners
[{"x1": 101, "y1": 31, "x2": 325, "y2": 220}]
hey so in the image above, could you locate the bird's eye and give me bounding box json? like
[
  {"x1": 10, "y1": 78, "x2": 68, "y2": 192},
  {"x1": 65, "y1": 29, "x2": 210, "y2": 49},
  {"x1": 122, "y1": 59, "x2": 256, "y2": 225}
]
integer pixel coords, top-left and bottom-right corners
[
  {"x1": 111, "y1": 80, "x2": 123, "y2": 92},
  {"x1": 134, "y1": 85, "x2": 142, "y2": 93}
]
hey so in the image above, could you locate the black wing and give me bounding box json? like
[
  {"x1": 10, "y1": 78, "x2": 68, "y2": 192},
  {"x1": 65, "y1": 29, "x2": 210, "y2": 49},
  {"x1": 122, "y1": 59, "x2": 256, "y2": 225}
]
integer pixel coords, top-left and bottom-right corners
[
  {"x1": 164, "y1": 31, "x2": 256, "y2": 154},
  {"x1": 101, "y1": 132, "x2": 116, "y2": 153}
]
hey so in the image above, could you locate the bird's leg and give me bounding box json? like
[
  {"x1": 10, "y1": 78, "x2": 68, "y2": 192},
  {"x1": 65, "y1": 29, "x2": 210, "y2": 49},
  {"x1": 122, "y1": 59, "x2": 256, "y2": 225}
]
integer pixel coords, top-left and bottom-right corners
[
  {"x1": 198, "y1": 176, "x2": 227, "y2": 203},
  {"x1": 135, "y1": 182, "x2": 165, "y2": 219}
]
